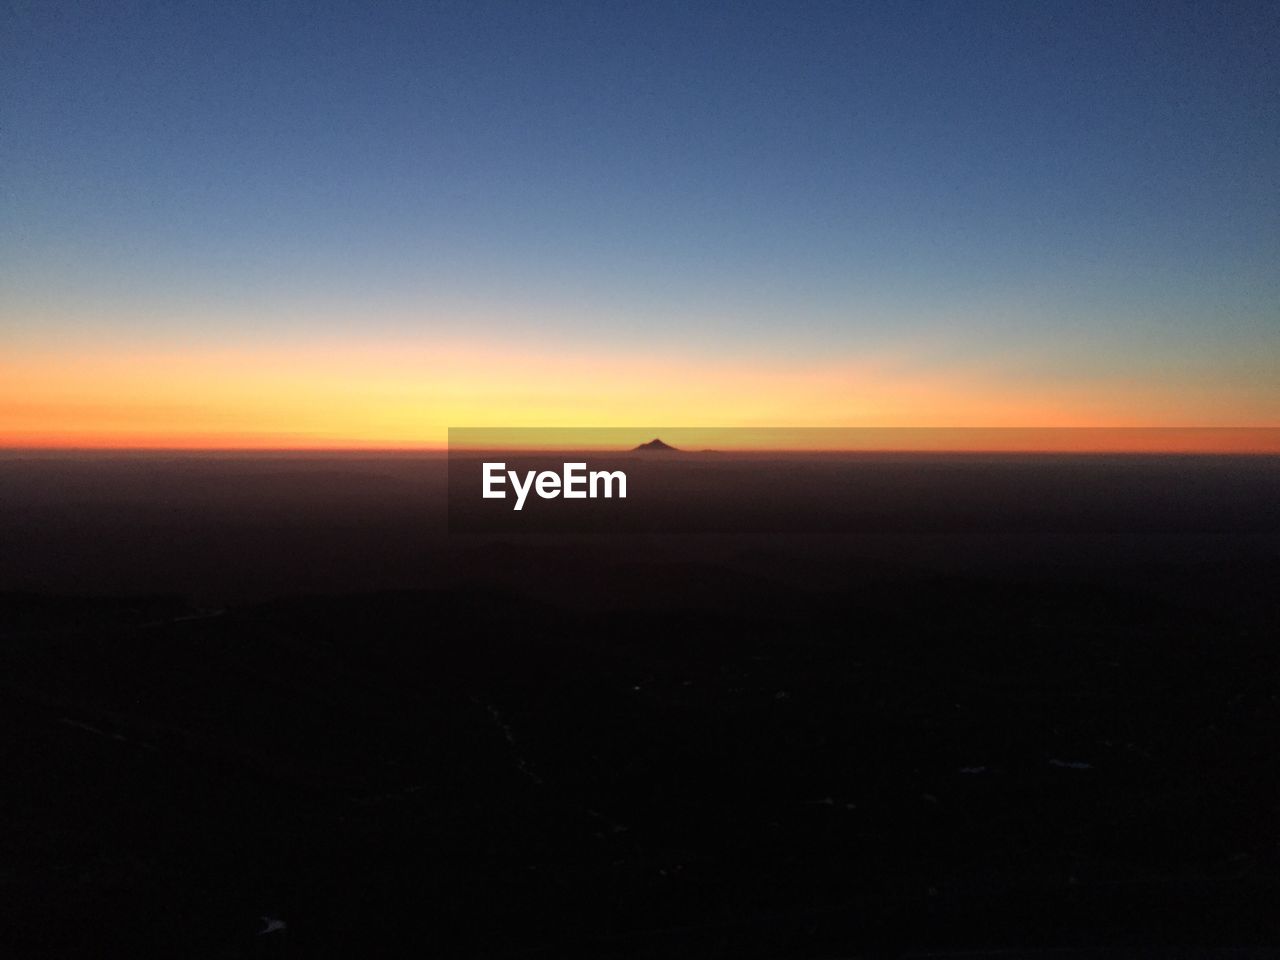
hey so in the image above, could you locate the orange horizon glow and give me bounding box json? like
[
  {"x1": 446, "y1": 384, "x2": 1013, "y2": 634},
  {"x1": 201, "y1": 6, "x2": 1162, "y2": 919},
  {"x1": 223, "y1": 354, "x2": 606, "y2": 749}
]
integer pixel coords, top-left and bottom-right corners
[
  {"x1": 3, "y1": 334, "x2": 1278, "y2": 454},
  {"x1": 5, "y1": 436, "x2": 1279, "y2": 454}
]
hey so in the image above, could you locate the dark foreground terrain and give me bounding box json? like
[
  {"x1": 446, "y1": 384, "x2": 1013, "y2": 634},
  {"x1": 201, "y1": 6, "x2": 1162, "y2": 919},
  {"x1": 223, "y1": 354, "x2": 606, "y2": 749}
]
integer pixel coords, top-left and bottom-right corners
[{"x1": 0, "y1": 454, "x2": 1277, "y2": 957}]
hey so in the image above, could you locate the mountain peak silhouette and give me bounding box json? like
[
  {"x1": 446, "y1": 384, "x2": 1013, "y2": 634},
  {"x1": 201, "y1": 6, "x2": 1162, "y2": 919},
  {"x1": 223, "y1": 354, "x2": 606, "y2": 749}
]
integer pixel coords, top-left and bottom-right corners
[{"x1": 634, "y1": 438, "x2": 678, "y2": 452}]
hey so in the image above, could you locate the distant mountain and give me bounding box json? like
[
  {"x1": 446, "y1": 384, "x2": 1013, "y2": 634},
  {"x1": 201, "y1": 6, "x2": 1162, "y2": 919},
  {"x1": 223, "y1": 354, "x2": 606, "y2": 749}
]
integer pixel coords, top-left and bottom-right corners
[{"x1": 633, "y1": 438, "x2": 678, "y2": 452}]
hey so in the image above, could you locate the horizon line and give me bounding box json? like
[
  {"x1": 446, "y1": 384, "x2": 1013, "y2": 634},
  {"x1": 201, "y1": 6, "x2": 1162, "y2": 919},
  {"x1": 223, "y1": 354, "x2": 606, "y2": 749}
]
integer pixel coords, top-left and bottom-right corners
[{"x1": 5, "y1": 427, "x2": 1280, "y2": 455}]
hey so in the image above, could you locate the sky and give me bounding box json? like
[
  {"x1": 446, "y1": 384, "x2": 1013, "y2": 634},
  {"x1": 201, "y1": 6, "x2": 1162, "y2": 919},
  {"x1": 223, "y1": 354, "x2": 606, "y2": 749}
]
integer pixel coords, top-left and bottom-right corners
[{"x1": 2, "y1": 0, "x2": 1278, "y2": 448}]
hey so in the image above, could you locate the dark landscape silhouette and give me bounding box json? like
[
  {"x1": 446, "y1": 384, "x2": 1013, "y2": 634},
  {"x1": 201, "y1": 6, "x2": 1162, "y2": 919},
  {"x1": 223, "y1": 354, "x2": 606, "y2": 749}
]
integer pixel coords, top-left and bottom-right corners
[
  {"x1": 0, "y1": 452, "x2": 1277, "y2": 956},
  {"x1": 633, "y1": 438, "x2": 679, "y2": 452}
]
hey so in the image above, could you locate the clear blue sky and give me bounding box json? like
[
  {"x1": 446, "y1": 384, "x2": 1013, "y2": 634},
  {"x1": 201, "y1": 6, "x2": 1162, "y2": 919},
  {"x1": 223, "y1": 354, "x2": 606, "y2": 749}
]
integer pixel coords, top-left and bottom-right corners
[{"x1": 2, "y1": 1, "x2": 1277, "y2": 440}]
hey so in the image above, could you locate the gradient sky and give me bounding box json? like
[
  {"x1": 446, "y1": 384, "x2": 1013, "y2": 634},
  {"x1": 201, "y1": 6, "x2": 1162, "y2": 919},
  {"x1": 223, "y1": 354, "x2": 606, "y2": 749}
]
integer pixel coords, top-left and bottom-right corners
[{"x1": 2, "y1": 0, "x2": 1278, "y2": 447}]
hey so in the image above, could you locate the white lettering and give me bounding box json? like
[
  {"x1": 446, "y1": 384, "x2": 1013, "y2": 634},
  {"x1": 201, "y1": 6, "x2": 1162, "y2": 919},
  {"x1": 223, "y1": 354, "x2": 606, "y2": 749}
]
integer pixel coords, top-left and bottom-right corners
[
  {"x1": 535, "y1": 470, "x2": 561, "y2": 498},
  {"x1": 509, "y1": 469, "x2": 536, "y2": 511},
  {"x1": 482, "y1": 462, "x2": 506, "y2": 499},
  {"x1": 483, "y1": 463, "x2": 628, "y2": 510},
  {"x1": 562, "y1": 462, "x2": 587, "y2": 498},
  {"x1": 590, "y1": 470, "x2": 627, "y2": 499}
]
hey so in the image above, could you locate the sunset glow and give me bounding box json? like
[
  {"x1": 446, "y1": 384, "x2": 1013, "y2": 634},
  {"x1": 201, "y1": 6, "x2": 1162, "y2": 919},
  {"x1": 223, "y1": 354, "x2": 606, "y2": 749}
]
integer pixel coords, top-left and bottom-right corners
[
  {"x1": 4, "y1": 3, "x2": 1277, "y2": 452},
  {"x1": 2, "y1": 331, "x2": 1277, "y2": 451}
]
